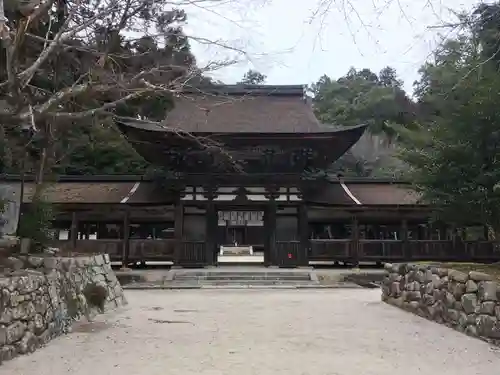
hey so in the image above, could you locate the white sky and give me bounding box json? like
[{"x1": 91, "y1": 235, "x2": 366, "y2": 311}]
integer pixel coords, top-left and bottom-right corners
[{"x1": 182, "y1": 0, "x2": 479, "y2": 94}]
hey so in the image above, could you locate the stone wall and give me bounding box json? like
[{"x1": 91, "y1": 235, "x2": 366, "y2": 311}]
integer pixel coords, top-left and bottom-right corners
[
  {"x1": 0, "y1": 254, "x2": 126, "y2": 364},
  {"x1": 382, "y1": 263, "x2": 500, "y2": 343}
]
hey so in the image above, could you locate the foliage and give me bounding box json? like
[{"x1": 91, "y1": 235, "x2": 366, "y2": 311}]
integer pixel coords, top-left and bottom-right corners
[
  {"x1": 0, "y1": 0, "x2": 219, "y2": 175},
  {"x1": 17, "y1": 196, "x2": 54, "y2": 251},
  {"x1": 310, "y1": 67, "x2": 415, "y2": 177},
  {"x1": 396, "y1": 4, "x2": 500, "y2": 235},
  {"x1": 238, "y1": 69, "x2": 266, "y2": 85},
  {"x1": 310, "y1": 67, "x2": 416, "y2": 137}
]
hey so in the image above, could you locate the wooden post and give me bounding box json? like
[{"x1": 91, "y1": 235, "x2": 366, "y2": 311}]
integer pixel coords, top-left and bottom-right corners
[
  {"x1": 401, "y1": 219, "x2": 410, "y2": 260},
  {"x1": 265, "y1": 199, "x2": 277, "y2": 266},
  {"x1": 205, "y1": 200, "x2": 216, "y2": 266},
  {"x1": 70, "y1": 211, "x2": 78, "y2": 250},
  {"x1": 298, "y1": 203, "x2": 309, "y2": 266},
  {"x1": 121, "y1": 209, "x2": 130, "y2": 268},
  {"x1": 173, "y1": 201, "x2": 184, "y2": 267},
  {"x1": 351, "y1": 216, "x2": 359, "y2": 267}
]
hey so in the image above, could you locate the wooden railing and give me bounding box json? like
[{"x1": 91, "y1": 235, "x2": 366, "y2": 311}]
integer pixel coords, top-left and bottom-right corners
[
  {"x1": 54, "y1": 239, "x2": 123, "y2": 261},
  {"x1": 53, "y1": 238, "x2": 500, "y2": 265},
  {"x1": 309, "y1": 239, "x2": 351, "y2": 261},
  {"x1": 308, "y1": 239, "x2": 500, "y2": 263},
  {"x1": 129, "y1": 239, "x2": 176, "y2": 261},
  {"x1": 359, "y1": 240, "x2": 404, "y2": 260}
]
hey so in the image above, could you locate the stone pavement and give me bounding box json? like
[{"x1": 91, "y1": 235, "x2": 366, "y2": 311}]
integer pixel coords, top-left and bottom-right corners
[{"x1": 2, "y1": 289, "x2": 500, "y2": 375}]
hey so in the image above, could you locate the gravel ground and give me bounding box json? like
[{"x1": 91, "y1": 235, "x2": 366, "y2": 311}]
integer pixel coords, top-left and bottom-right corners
[{"x1": 3, "y1": 289, "x2": 500, "y2": 375}]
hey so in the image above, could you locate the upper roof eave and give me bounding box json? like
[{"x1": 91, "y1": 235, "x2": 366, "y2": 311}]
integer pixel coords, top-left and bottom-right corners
[{"x1": 115, "y1": 119, "x2": 369, "y2": 136}]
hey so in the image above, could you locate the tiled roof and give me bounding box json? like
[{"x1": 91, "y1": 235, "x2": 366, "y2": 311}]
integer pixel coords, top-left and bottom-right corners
[
  {"x1": 162, "y1": 85, "x2": 321, "y2": 133},
  {"x1": 0, "y1": 182, "x2": 166, "y2": 204},
  {"x1": 310, "y1": 182, "x2": 422, "y2": 206},
  {"x1": 1, "y1": 179, "x2": 423, "y2": 206}
]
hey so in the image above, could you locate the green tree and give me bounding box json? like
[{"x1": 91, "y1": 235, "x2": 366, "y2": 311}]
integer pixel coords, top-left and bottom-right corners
[
  {"x1": 238, "y1": 69, "x2": 266, "y2": 85},
  {"x1": 310, "y1": 67, "x2": 415, "y2": 177},
  {"x1": 0, "y1": 1, "x2": 218, "y2": 176},
  {"x1": 396, "y1": 8, "x2": 500, "y2": 236}
]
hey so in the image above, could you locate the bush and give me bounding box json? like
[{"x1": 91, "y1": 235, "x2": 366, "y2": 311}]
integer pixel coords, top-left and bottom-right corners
[{"x1": 17, "y1": 198, "x2": 54, "y2": 252}]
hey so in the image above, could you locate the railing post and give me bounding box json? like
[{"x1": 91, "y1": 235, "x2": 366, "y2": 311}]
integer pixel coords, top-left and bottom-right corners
[
  {"x1": 351, "y1": 216, "x2": 359, "y2": 266},
  {"x1": 121, "y1": 208, "x2": 130, "y2": 268},
  {"x1": 70, "y1": 211, "x2": 78, "y2": 250},
  {"x1": 401, "y1": 219, "x2": 410, "y2": 260}
]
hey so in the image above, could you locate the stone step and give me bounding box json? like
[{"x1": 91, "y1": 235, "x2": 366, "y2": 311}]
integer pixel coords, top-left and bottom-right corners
[
  {"x1": 174, "y1": 271, "x2": 310, "y2": 278},
  {"x1": 169, "y1": 279, "x2": 318, "y2": 286},
  {"x1": 173, "y1": 272, "x2": 311, "y2": 280},
  {"x1": 173, "y1": 275, "x2": 311, "y2": 281}
]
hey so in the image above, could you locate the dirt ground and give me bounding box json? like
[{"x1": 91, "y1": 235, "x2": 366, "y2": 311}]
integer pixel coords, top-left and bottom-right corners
[{"x1": 3, "y1": 289, "x2": 500, "y2": 375}]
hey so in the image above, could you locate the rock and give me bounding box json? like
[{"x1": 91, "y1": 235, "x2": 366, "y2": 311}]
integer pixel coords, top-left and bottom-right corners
[
  {"x1": 11, "y1": 302, "x2": 35, "y2": 320},
  {"x1": 408, "y1": 301, "x2": 420, "y2": 312},
  {"x1": 0, "y1": 308, "x2": 12, "y2": 324},
  {"x1": 466, "y1": 325, "x2": 478, "y2": 337},
  {"x1": 5, "y1": 257, "x2": 24, "y2": 271},
  {"x1": 436, "y1": 268, "x2": 449, "y2": 277},
  {"x1": 449, "y1": 270, "x2": 468, "y2": 283},
  {"x1": 476, "y1": 314, "x2": 500, "y2": 338},
  {"x1": 427, "y1": 302, "x2": 441, "y2": 318},
  {"x1": 453, "y1": 301, "x2": 463, "y2": 311},
  {"x1": 480, "y1": 301, "x2": 496, "y2": 315},
  {"x1": 424, "y1": 282, "x2": 434, "y2": 295},
  {"x1": 43, "y1": 257, "x2": 59, "y2": 270},
  {"x1": 38, "y1": 329, "x2": 51, "y2": 345},
  {"x1": 447, "y1": 309, "x2": 459, "y2": 322},
  {"x1": 415, "y1": 271, "x2": 425, "y2": 283},
  {"x1": 424, "y1": 269, "x2": 434, "y2": 282},
  {"x1": 6, "y1": 321, "x2": 26, "y2": 344},
  {"x1": 445, "y1": 292, "x2": 456, "y2": 308},
  {"x1": 94, "y1": 255, "x2": 105, "y2": 266},
  {"x1": 0, "y1": 326, "x2": 6, "y2": 345},
  {"x1": 34, "y1": 313, "x2": 45, "y2": 334},
  {"x1": 16, "y1": 331, "x2": 37, "y2": 354},
  {"x1": 478, "y1": 281, "x2": 498, "y2": 301},
  {"x1": 407, "y1": 291, "x2": 421, "y2": 301},
  {"x1": 466, "y1": 280, "x2": 478, "y2": 293},
  {"x1": 433, "y1": 289, "x2": 445, "y2": 302},
  {"x1": 451, "y1": 282, "x2": 466, "y2": 299},
  {"x1": 0, "y1": 345, "x2": 16, "y2": 362},
  {"x1": 458, "y1": 311, "x2": 468, "y2": 327},
  {"x1": 469, "y1": 271, "x2": 494, "y2": 282},
  {"x1": 423, "y1": 294, "x2": 435, "y2": 306},
  {"x1": 496, "y1": 305, "x2": 500, "y2": 320},
  {"x1": 467, "y1": 314, "x2": 477, "y2": 325},
  {"x1": 430, "y1": 274, "x2": 443, "y2": 289},
  {"x1": 461, "y1": 294, "x2": 478, "y2": 314},
  {"x1": 26, "y1": 256, "x2": 44, "y2": 268}
]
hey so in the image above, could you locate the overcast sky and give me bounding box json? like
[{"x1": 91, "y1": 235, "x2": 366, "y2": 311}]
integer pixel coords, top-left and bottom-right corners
[{"x1": 181, "y1": 0, "x2": 478, "y2": 94}]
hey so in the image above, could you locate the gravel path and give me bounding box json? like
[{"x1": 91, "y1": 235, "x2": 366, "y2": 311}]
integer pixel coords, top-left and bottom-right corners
[{"x1": 3, "y1": 289, "x2": 500, "y2": 375}]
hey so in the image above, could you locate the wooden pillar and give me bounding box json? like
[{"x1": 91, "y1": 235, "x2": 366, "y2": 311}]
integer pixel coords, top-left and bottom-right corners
[
  {"x1": 401, "y1": 219, "x2": 410, "y2": 260},
  {"x1": 265, "y1": 198, "x2": 277, "y2": 266},
  {"x1": 70, "y1": 211, "x2": 78, "y2": 249},
  {"x1": 298, "y1": 203, "x2": 309, "y2": 266},
  {"x1": 351, "y1": 216, "x2": 359, "y2": 266},
  {"x1": 173, "y1": 201, "x2": 184, "y2": 266},
  {"x1": 122, "y1": 209, "x2": 130, "y2": 267},
  {"x1": 205, "y1": 198, "x2": 216, "y2": 266}
]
